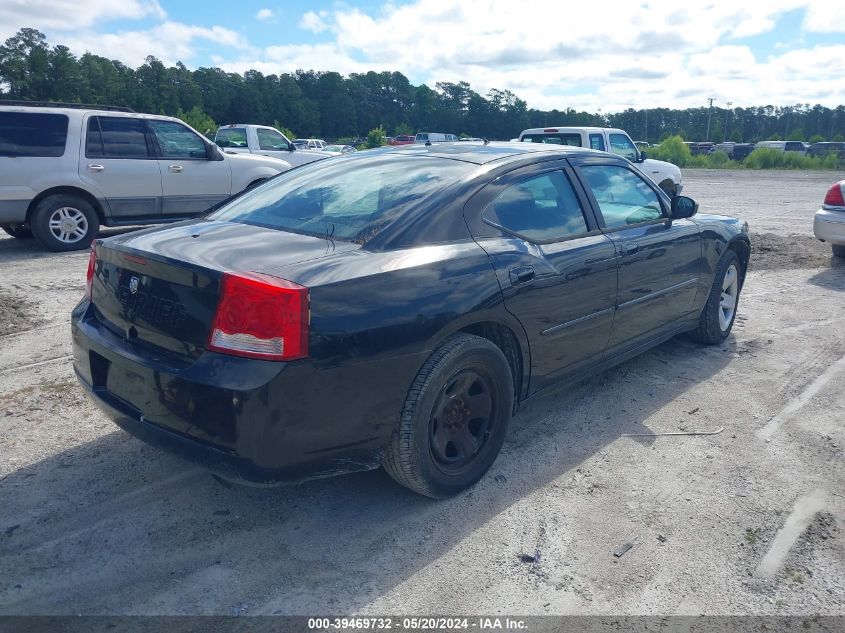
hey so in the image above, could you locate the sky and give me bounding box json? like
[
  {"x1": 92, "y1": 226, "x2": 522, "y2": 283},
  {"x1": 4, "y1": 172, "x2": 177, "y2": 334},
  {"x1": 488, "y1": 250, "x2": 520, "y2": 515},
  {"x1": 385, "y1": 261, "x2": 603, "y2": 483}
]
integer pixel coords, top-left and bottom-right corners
[{"x1": 2, "y1": 0, "x2": 845, "y2": 113}]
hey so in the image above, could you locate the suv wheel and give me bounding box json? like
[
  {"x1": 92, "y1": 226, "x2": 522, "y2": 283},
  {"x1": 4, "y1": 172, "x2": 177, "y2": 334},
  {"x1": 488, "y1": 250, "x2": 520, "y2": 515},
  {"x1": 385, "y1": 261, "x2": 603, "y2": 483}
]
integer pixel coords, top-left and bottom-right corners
[
  {"x1": 383, "y1": 333, "x2": 513, "y2": 498},
  {"x1": 30, "y1": 194, "x2": 100, "y2": 252},
  {"x1": 1, "y1": 224, "x2": 32, "y2": 239}
]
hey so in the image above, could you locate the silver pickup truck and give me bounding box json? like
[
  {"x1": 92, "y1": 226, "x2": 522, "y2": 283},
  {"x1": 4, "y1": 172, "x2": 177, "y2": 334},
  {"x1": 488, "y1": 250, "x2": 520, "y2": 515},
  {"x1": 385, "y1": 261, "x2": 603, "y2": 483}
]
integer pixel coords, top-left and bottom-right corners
[{"x1": 214, "y1": 124, "x2": 332, "y2": 168}]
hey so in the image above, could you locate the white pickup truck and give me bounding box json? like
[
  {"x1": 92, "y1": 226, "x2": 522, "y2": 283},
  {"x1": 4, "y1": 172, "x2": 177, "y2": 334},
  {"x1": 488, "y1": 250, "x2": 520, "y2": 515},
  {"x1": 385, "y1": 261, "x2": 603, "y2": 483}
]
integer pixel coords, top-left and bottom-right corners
[
  {"x1": 214, "y1": 124, "x2": 331, "y2": 168},
  {"x1": 518, "y1": 127, "x2": 683, "y2": 197}
]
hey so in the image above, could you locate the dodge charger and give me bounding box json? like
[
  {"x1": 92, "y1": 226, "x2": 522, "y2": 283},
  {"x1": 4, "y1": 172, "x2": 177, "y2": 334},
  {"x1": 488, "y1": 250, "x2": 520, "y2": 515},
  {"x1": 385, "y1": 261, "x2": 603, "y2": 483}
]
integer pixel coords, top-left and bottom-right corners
[{"x1": 71, "y1": 143, "x2": 750, "y2": 498}]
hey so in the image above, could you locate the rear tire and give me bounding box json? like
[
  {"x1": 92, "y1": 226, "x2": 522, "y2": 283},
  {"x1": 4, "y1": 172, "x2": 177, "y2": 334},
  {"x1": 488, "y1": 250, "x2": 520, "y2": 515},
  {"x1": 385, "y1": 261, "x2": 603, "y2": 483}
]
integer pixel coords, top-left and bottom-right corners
[
  {"x1": 383, "y1": 334, "x2": 513, "y2": 498},
  {"x1": 1, "y1": 224, "x2": 32, "y2": 239},
  {"x1": 30, "y1": 194, "x2": 99, "y2": 252},
  {"x1": 832, "y1": 244, "x2": 845, "y2": 258},
  {"x1": 690, "y1": 250, "x2": 742, "y2": 345}
]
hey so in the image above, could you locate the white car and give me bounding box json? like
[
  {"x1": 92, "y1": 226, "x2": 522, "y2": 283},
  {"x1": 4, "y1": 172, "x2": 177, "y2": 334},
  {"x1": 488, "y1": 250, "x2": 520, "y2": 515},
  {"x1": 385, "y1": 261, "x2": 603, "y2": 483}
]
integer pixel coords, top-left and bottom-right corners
[
  {"x1": 813, "y1": 181, "x2": 845, "y2": 258},
  {"x1": 0, "y1": 103, "x2": 291, "y2": 251},
  {"x1": 214, "y1": 124, "x2": 331, "y2": 167},
  {"x1": 518, "y1": 126, "x2": 683, "y2": 198},
  {"x1": 293, "y1": 138, "x2": 328, "y2": 150},
  {"x1": 320, "y1": 144, "x2": 357, "y2": 156}
]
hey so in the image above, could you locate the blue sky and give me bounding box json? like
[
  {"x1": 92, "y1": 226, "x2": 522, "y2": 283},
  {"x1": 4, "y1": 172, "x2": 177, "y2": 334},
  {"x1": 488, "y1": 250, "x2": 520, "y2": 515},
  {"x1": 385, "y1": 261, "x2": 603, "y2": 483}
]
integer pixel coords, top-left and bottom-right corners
[{"x1": 2, "y1": 1, "x2": 845, "y2": 112}]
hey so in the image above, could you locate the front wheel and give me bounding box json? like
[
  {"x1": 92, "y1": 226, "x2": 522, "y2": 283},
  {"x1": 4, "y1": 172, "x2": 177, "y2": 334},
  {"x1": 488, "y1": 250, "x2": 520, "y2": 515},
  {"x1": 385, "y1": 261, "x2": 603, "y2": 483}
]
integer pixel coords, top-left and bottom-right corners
[
  {"x1": 690, "y1": 250, "x2": 742, "y2": 345},
  {"x1": 383, "y1": 334, "x2": 514, "y2": 498},
  {"x1": 30, "y1": 194, "x2": 99, "y2": 252}
]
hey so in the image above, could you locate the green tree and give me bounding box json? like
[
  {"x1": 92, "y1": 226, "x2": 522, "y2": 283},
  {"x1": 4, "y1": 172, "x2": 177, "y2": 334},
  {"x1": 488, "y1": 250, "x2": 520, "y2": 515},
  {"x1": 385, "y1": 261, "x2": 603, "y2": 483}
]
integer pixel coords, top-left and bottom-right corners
[
  {"x1": 365, "y1": 125, "x2": 387, "y2": 148},
  {"x1": 808, "y1": 134, "x2": 825, "y2": 144},
  {"x1": 177, "y1": 106, "x2": 216, "y2": 138},
  {"x1": 787, "y1": 129, "x2": 804, "y2": 141},
  {"x1": 394, "y1": 122, "x2": 413, "y2": 136}
]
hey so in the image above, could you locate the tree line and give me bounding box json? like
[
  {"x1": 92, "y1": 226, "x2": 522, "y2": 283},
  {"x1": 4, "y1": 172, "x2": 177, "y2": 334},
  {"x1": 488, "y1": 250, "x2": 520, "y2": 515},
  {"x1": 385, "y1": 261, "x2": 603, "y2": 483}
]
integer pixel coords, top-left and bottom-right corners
[{"x1": 2, "y1": 28, "x2": 845, "y2": 143}]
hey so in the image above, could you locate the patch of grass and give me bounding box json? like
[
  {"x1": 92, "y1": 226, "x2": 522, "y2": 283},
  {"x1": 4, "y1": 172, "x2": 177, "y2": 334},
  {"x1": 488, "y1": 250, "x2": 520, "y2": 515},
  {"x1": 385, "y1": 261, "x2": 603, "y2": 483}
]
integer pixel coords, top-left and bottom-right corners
[{"x1": 41, "y1": 378, "x2": 78, "y2": 397}]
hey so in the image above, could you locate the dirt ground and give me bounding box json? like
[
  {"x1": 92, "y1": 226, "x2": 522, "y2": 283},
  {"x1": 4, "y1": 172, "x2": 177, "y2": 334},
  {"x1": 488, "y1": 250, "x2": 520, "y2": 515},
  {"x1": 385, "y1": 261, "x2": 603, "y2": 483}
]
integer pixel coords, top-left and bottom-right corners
[{"x1": 1, "y1": 169, "x2": 843, "y2": 617}]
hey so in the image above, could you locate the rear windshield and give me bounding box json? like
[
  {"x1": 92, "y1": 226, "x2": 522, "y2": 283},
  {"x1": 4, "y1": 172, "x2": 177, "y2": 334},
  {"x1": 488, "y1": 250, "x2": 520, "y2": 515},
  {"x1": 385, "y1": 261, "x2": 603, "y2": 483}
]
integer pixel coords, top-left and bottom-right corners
[
  {"x1": 209, "y1": 156, "x2": 475, "y2": 244},
  {"x1": 521, "y1": 133, "x2": 582, "y2": 146},
  {"x1": 0, "y1": 112, "x2": 69, "y2": 157}
]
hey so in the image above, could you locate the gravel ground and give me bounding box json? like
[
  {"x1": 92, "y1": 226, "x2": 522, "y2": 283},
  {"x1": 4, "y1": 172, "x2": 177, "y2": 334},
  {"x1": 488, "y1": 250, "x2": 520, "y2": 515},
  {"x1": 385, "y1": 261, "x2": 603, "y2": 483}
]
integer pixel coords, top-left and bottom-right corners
[{"x1": 0, "y1": 169, "x2": 844, "y2": 616}]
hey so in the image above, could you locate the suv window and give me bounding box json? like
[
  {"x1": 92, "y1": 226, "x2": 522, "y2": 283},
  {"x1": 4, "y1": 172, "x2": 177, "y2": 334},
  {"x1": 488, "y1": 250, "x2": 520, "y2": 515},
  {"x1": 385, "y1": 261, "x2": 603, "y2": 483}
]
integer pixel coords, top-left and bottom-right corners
[
  {"x1": 0, "y1": 112, "x2": 68, "y2": 157},
  {"x1": 608, "y1": 134, "x2": 637, "y2": 161},
  {"x1": 483, "y1": 171, "x2": 589, "y2": 242},
  {"x1": 257, "y1": 128, "x2": 290, "y2": 151},
  {"x1": 579, "y1": 165, "x2": 663, "y2": 228},
  {"x1": 589, "y1": 134, "x2": 605, "y2": 151},
  {"x1": 216, "y1": 127, "x2": 247, "y2": 148},
  {"x1": 86, "y1": 116, "x2": 151, "y2": 158},
  {"x1": 149, "y1": 120, "x2": 208, "y2": 159},
  {"x1": 521, "y1": 133, "x2": 582, "y2": 146}
]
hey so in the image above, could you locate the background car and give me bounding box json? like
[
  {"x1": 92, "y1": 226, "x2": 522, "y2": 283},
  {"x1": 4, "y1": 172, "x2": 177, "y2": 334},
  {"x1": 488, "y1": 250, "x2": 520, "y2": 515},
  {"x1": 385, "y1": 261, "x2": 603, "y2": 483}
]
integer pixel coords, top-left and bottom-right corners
[
  {"x1": 807, "y1": 142, "x2": 845, "y2": 159},
  {"x1": 72, "y1": 143, "x2": 749, "y2": 498},
  {"x1": 214, "y1": 124, "x2": 331, "y2": 167},
  {"x1": 389, "y1": 135, "x2": 416, "y2": 146},
  {"x1": 813, "y1": 181, "x2": 845, "y2": 258},
  {"x1": 0, "y1": 102, "x2": 290, "y2": 251},
  {"x1": 320, "y1": 144, "x2": 357, "y2": 155},
  {"x1": 293, "y1": 138, "x2": 328, "y2": 150}
]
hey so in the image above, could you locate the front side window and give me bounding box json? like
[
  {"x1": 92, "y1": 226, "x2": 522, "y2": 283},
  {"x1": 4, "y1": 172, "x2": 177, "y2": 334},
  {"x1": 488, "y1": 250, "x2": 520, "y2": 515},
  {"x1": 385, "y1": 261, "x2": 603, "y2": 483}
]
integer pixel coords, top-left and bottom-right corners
[
  {"x1": 482, "y1": 171, "x2": 589, "y2": 242},
  {"x1": 87, "y1": 116, "x2": 150, "y2": 158},
  {"x1": 0, "y1": 112, "x2": 68, "y2": 157},
  {"x1": 257, "y1": 128, "x2": 289, "y2": 151},
  {"x1": 148, "y1": 120, "x2": 207, "y2": 159},
  {"x1": 579, "y1": 165, "x2": 663, "y2": 229},
  {"x1": 215, "y1": 127, "x2": 247, "y2": 148},
  {"x1": 608, "y1": 133, "x2": 637, "y2": 161},
  {"x1": 209, "y1": 156, "x2": 475, "y2": 244}
]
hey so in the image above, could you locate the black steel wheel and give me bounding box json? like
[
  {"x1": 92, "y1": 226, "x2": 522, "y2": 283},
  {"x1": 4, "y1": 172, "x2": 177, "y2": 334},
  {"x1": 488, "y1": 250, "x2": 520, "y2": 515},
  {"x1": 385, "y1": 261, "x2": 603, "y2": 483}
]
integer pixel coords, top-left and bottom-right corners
[{"x1": 384, "y1": 333, "x2": 513, "y2": 498}]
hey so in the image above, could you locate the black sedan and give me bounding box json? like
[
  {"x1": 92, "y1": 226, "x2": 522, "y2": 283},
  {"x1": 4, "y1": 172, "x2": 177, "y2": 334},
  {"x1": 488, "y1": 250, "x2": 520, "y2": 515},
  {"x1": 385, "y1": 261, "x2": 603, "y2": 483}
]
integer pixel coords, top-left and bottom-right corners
[{"x1": 71, "y1": 143, "x2": 750, "y2": 498}]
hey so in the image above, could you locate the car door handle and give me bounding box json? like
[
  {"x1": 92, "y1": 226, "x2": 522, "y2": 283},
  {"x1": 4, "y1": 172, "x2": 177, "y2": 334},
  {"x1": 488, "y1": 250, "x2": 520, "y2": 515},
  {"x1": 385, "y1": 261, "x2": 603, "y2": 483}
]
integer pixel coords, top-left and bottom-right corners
[
  {"x1": 621, "y1": 243, "x2": 639, "y2": 256},
  {"x1": 87, "y1": 164, "x2": 105, "y2": 172},
  {"x1": 169, "y1": 165, "x2": 183, "y2": 172},
  {"x1": 509, "y1": 266, "x2": 535, "y2": 286}
]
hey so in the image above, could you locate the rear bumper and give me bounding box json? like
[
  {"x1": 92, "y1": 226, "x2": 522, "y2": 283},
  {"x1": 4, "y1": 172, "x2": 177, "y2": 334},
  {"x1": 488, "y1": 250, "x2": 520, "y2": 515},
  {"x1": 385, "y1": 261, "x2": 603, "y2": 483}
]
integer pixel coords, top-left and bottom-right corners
[
  {"x1": 814, "y1": 209, "x2": 845, "y2": 245},
  {"x1": 0, "y1": 199, "x2": 29, "y2": 224},
  {"x1": 71, "y1": 301, "x2": 392, "y2": 485}
]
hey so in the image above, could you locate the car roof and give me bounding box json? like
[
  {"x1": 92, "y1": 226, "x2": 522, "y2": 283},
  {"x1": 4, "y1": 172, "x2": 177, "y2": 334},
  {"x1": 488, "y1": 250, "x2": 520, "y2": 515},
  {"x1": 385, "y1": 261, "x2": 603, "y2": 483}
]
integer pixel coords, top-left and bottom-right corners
[
  {"x1": 381, "y1": 141, "x2": 602, "y2": 165},
  {"x1": 520, "y1": 127, "x2": 624, "y2": 135},
  {"x1": 0, "y1": 104, "x2": 178, "y2": 122}
]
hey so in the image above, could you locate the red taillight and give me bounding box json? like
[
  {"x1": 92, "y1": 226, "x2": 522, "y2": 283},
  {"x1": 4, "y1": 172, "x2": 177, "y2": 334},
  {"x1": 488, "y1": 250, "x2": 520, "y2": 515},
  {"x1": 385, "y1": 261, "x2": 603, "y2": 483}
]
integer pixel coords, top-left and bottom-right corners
[
  {"x1": 823, "y1": 183, "x2": 845, "y2": 207},
  {"x1": 208, "y1": 272, "x2": 309, "y2": 361},
  {"x1": 85, "y1": 244, "x2": 97, "y2": 300}
]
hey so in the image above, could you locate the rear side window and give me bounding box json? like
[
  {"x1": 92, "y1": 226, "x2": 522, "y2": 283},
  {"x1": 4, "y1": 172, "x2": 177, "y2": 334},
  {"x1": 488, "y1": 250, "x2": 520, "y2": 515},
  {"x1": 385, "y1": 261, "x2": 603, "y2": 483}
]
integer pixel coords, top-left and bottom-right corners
[
  {"x1": 87, "y1": 117, "x2": 151, "y2": 158},
  {"x1": 580, "y1": 165, "x2": 663, "y2": 228},
  {"x1": 209, "y1": 156, "x2": 475, "y2": 244},
  {"x1": 0, "y1": 112, "x2": 68, "y2": 157},
  {"x1": 589, "y1": 134, "x2": 605, "y2": 151},
  {"x1": 521, "y1": 133, "x2": 582, "y2": 146},
  {"x1": 216, "y1": 127, "x2": 247, "y2": 148},
  {"x1": 483, "y1": 171, "x2": 589, "y2": 243}
]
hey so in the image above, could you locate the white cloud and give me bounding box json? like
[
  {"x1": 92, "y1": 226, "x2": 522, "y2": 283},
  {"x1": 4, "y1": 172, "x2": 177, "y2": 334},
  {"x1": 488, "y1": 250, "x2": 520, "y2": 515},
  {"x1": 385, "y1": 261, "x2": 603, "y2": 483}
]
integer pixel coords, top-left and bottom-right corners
[
  {"x1": 255, "y1": 9, "x2": 274, "y2": 22},
  {"x1": 299, "y1": 10, "x2": 329, "y2": 34},
  {"x1": 59, "y1": 22, "x2": 254, "y2": 67},
  {"x1": 4, "y1": 0, "x2": 845, "y2": 112},
  {"x1": 0, "y1": 0, "x2": 165, "y2": 35}
]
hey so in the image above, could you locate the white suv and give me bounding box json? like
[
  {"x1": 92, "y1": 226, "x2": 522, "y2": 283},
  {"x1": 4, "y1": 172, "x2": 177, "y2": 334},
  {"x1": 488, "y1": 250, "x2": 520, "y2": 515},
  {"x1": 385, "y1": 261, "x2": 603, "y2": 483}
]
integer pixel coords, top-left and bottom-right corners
[{"x1": 0, "y1": 103, "x2": 292, "y2": 251}]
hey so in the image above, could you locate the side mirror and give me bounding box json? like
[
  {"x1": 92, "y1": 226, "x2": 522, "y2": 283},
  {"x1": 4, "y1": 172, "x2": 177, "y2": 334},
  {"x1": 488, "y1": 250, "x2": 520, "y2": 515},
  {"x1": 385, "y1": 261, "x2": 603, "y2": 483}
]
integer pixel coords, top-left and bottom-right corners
[
  {"x1": 670, "y1": 195, "x2": 698, "y2": 219},
  {"x1": 638, "y1": 150, "x2": 647, "y2": 161},
  {"x1": 206, "y1": 144, "x2": 224, "y2": 161}
]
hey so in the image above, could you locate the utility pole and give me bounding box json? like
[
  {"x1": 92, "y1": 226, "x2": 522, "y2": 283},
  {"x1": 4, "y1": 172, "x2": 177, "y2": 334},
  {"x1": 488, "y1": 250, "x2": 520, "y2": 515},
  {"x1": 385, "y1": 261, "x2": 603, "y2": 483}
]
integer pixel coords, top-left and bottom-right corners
[
  {"x1": 723, "y1": 102, "x2": 732, "y2": 142},
  {"x1": 644, "y1": 109, "x2": 648, "y2": 143},
  {"x1": 705, "y1": 97, "x2": 715, "y2": 141}
]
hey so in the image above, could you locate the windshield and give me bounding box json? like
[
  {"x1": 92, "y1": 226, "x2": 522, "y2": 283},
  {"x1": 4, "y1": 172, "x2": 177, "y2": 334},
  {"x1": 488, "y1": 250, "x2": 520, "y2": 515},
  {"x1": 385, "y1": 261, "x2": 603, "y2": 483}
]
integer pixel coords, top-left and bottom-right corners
[{"x1": 209, "y1": 156, "x2": 475, "y2": 244}]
